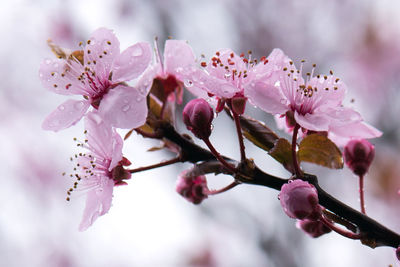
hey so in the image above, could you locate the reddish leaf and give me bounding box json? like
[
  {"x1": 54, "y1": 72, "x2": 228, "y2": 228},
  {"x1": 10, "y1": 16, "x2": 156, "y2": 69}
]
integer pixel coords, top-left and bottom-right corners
[{"x1": 298, "y1": 134, "x2": 343, "y2": 169}]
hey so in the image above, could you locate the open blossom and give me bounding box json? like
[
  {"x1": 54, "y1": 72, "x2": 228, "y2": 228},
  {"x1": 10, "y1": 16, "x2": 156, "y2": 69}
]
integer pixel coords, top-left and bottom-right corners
[
  {"x1": 71, "y1": 112, "x2": 131, "y2": 231},
  {"x1": 140, "y1": 39, "x2": 198, "y2": 104},
  {"x1": 189, "y1": 48, "x2": 287, "y2": 112},
  {"x1": 245, "y1": 49, "x2": 381, "y2": 145},
  {"x1": 39, "y1": 27, "x2": 152, "y2": 131}
]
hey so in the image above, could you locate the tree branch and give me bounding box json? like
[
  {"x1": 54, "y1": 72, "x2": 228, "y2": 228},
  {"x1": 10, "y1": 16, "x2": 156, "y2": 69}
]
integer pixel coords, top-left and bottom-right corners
[{"x1": 156, "y1": 121, "x2": 400, "y2": 249}]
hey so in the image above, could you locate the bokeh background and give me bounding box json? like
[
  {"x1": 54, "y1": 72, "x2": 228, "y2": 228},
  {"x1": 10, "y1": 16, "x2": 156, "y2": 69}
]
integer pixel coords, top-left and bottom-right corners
[{"x1": 2, "y1": 0, "x2": 400, "y2": 266}]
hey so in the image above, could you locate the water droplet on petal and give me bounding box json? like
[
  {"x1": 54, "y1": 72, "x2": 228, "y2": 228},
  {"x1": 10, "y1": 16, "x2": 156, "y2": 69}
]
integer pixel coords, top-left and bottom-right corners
[
  {"x1": 131, "y1": 45, "x2": 143, "y2": 57},
  {"x1": 184, "y1": 79, "x2": 193, "y2": 88},
  {"x1": 175, "y1": 67, "x2": 183, "y2": 73},
  {"x1": 224, "y1": 73, "x2": 232, "y2": 79},
  {"x1": 136, "y1": 96, "x2": 142, "y2": 102},
  {"x1": 122, "y1": 104, "x2": 130, "y2": 112},
  {"x1": 45, "y1": 59, "x2": 52, "y2": 65},
  {"x1": 58, "y1": 105, "x2": 65, "y2": 111}
]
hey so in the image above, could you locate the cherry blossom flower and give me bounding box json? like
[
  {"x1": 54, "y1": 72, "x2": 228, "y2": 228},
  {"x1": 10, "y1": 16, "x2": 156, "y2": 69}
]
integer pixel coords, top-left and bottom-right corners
[
  {"x1": 188, "y1": 48, "x2": 288, "y2": 112},
  {"x1": 245, "y1": 49, "x2": 382, "y2": 144},
  {"x1": 69, "y1": 112, "x2": 131, "y2": 231},
  {"x1": 140, "y1": 39, "x2": 198, "y2": 105},
  {"x1": 39, "y1": 27, "x2": 152, "y2": 131}
]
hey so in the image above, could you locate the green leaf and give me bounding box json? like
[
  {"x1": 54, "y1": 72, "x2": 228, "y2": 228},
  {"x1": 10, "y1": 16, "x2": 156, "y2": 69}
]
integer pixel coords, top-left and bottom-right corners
[
  {"x1": 269, "y1": 138, "x2": 295, "y2": 173},
  {"x1": 239, "y1": 115, "x2": 279, "y2": 151},
  {"x1": 297, "y1": 134, "x2": 343, "y2": 169}
]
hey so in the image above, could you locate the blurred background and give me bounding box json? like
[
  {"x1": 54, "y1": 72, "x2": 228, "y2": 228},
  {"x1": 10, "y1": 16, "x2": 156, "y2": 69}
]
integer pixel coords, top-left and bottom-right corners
[{"x1": 2, "y1": 0, "x2": 400, "y2": 266}]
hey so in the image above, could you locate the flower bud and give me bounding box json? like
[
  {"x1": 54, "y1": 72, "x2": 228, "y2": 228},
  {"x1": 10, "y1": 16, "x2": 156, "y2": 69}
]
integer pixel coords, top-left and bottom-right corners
[
  {"x1": 176, "y1": 171, "x2": 209, "y2": 204},
  {"x1": 296, "y1": 219, "x2": 331, "y2": 238},
  {"x1": 396, "y1": 246, "x2": 400, "y2": 261},
  {"x1": 279, "y1": 180, "x2": 321, "y2": 220},
  {"x1": 344, "y1": 139, "x2": 375, "y2": 176},
  {"x1": 183, "y1": 99, "x2": 214, "y2": 139}
]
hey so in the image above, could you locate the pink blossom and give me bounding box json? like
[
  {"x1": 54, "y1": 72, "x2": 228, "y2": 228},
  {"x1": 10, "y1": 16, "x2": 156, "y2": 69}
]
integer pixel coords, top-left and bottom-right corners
[
  {"x1": 188, "y1": 48, "x2": 288, "y2": 112},
  {"x1": 246, "y1": 49, "x2": 382, "y2": 144},
  {"x1": 141, "y1": 39, "x2": 198, "y2": 104},
  {"x1": 72, "y1": 112, "x2": 131, "y2": 231},
  {"x1": 40, "y1": 27, "x2": 152, "y2": 131}
]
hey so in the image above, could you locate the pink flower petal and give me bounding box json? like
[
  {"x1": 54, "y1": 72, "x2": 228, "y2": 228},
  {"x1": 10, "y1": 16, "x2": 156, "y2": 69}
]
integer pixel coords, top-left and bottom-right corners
[
  {"x1": 84, "y1": 28, "x2": 120, "y2": 80},
  {"x1": 112, "y1": 42, "x2": 152, "y2": 82},
  {"x1": 294, "y1": 112, "x2": 330, "y2": 132},
  {"x1": 39, "y1": 58, "x2": 84, "y2": 95},
  {"x1": 84, "y1": 111, "x2": 116, "y2": 159},
  {"x1": 329, "y1": 122, "x2": 382, "y2": 146},
  {"x1": 98, "y1": 85, "x2": 148, "y2": 129},
  {"x1": 245, "y1": 81, "x2": 288, "y2": 114},
  {"x1": 249, "y1": 48, "x2": 291, "y2": 82},
  {"x1": 190, "y1": 69, "x2": 238, "y2": 98},
  {"x1": 42, "y1": 99, "x2": 90, "y2": 131},
  {"x1": 79, "y1": 177, "x2": 114, "y2": 231},
  {"x1": 164, "y1": 40, "x2": 196, "y2": 79},
  {"x1": 110, "y1": 131, "x2": 124, "y2": 171},
  {"x1": 306, "y1": 76, "x2": 346, "y2": 109}
]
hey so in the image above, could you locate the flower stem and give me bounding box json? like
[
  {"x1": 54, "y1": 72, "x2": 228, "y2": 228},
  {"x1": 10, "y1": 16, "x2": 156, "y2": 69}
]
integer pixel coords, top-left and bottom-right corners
[
  {"x1": 320, "y1": 215, "x2": 361, "y2": 240},
  {"x1": 292, "y1": 123, "x2": 302, "y2": 177},
  {"x1": 233, "y1": 112, "x2": 246, "y2": 162},
  {"x1": 206, "y1": 181, "x2": 240, "y2": 195},
  {"x1": 128, "y1": 157, "x2": 182, "y2": 174},
  {"x1": 359, "y1": 175, "x2": 366, "y2": 214},
  {"x1": 203, "y1": 138, "x2": 237, "y2": 173}
]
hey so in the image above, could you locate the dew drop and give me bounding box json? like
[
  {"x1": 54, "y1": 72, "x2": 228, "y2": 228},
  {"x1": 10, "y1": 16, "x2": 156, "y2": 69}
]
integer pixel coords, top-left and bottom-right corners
[
  {"x1": 136, "y1": 96, "x2": 142, "y2": 102},
  {"x1": 175, "y1": 67, "x2": 183, "y2": 73},
  {"x1": 224, "y1": 73, "x2": 232, "y2": 79},
  {"x1": 122, "y1": 104, "x2": 130, "y2": 112},
  {"x1": 58, "y1": 105, "x2": 65, "y2": 111},
  {"x1": 131, "y1": 45, "x2": 143, "y2": 57},
  {"x1": 184, "y1": 79, "x2": 193, "y2": 88}
]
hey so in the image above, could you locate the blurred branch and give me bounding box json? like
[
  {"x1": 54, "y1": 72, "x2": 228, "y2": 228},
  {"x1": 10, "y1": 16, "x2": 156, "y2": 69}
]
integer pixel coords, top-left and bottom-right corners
[{"x1": 154, "y1": 121, "x2": 400, "y2": 249}]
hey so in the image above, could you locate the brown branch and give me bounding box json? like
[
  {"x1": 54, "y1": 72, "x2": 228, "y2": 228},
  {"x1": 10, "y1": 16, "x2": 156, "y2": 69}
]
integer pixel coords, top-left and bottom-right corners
[{"x1": 151, "y1": 121, "x2": 400, "y2": 249}]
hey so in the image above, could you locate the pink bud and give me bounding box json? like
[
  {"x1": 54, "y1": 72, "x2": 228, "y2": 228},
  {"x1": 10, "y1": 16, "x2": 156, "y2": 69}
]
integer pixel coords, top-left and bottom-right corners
[
  {"x1": 176, "y1": 171, "x2": 209, "y2": 204},
  {"x1": 296, "y1": 219, "x2": 331, "y2": 238},
  {"x1": 279, "y1": 180, "x2": 321, "y2": 220},
  {"x1": 396, "y1": 246, "x2": 400, "y2": 261},
  {"x1": 183, "y1": 99, "x2": 214, "y2": 139},
  {"x1": 344, "y1": 139, "x2": 375, "y2": 176}
]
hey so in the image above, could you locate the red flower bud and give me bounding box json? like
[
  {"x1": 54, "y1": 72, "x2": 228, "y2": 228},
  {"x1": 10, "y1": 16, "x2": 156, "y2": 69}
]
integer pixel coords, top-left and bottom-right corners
[
  {"x1": 279, "y1": 180, "x2": 321, "y2": 220},
  {"x1": 344, "y1": 139, "x2": 375, "y2": 176},
  {"x1": 183, "y1": 99, "x2": 214, "y2": 139},
  {"x1": 296, "y1": 219, "x2": 331, "y2": 238},
  {"x1": 176, "y1": 171, "x2": 208, "y2": 204}
]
